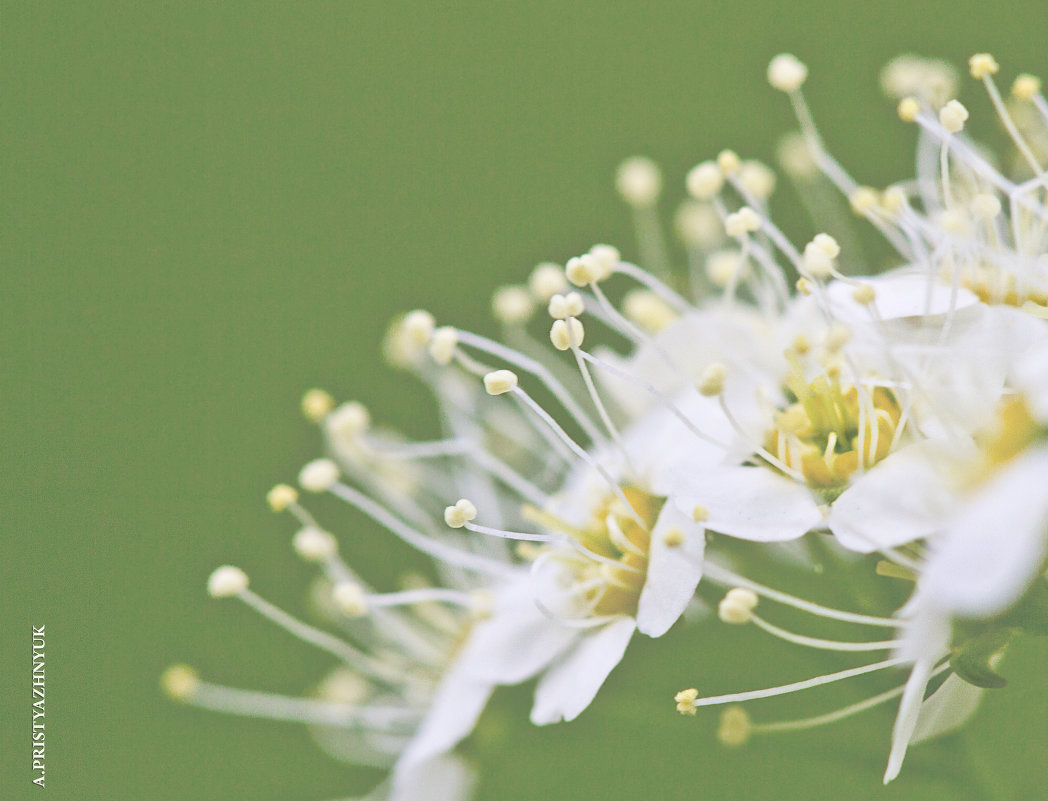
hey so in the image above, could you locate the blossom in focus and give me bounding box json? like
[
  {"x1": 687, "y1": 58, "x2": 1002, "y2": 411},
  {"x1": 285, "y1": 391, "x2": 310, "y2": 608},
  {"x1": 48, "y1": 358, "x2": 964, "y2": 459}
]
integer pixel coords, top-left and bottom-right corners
[{"x1": 166, "y1": 49, "x2": 1048, "y2": 796}]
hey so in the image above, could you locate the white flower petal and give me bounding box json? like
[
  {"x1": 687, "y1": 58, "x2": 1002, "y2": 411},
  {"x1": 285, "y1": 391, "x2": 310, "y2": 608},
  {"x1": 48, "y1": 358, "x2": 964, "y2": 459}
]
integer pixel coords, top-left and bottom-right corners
[
  {"x1": 673, "y1": 466, "x2": 821, "y2": 542},
  {"x1": 910, "y1": 674, "x2": 984, "y2": 746},
  {"x1": 390, "y1": 753, "x2": 477, "y2": 801},
  {"x1": 923, "y1": 445, "x2": 1048, "y2": 617},
  {"x1": 884, "y1": 605, "x2": 950, "y2": 783},
  {"x1": 595, "y1": 307, "x2": 777, "y2": 418},
  {"x1": 623, "y1": 391, "x2": 733, "y2": 496},
  {"x1": 826, "y1": 271, "x2": 978, "y2": 323},
  {"x1": 398, "y1": 661, "x2": 493, "y2": 770},
  {"x1": 529, "y1": 617, "x2": 636, "y2": 725},
  {"x1": 636, "y1": 504, "x2": 705, "y2": 637},
  {"x1": 457, "y1": 578, "x2": 577, "y2": 684},
  {"x1": 828, "y1": 442, "x2": 957, "y2": 553},
  {"x1": 884, "y1": 657, "x2": 936, "y2": 784}
]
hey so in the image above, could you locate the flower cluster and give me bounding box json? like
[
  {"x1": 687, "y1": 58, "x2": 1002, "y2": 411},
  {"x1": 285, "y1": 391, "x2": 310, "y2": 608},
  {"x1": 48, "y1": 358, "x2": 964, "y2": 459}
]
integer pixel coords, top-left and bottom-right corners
[{"x1": 165, "y1": 52, "x2": 1048, "y2": 796}]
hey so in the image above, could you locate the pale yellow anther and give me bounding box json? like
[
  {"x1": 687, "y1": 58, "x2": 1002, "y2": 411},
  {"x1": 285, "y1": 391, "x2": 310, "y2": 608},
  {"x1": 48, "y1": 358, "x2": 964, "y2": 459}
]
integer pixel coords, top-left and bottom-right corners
[
  {"x1": 824, "y1": 322, "x2": 852, "y2": 352},
  {"x1": 529, "y1": 263, "x2": 569, "y2": 301},
  {"x1": 327, "y1": 401, "x2": 370, "y2": 439},
  {"x1": 293, "y1": 526, "x2": 338, "y2": 562},
  {"x1": 402, "y1": 309, "x2": 436, "y2": 345},
  {"x1": 971, "y1": 193, "x2": 1002, "y2": 220},
  {"x1": 207, "y1": 565, "x2": 248, "y2": 598},
  {"x1": 791, "y1": 334, "x2": 811, "y2": 355},
  {"x1": 266, "y1": 483, "x2": 299, "y2": 512},
  {"x1": 939, "y1": 99, "x2": 969, "y2": 134},
  {"x1": 161, "y1": 665, "x2": 200, "y2": 701},
  {"x1": 565, "y1": 254, "x2": 604, "y2": 287},
  {"x1": 675, "y1": 201, "x2": 724, "y2": 248},
  {"x1": 796, "y1": 277, "x2": 814, "y2": 295},
  {"x1": 492, "y1": 285, "x2": 535, "y2": 325},
  {"x1": 706, "y1": 250, "x2": 745, "y2": 288},
  {"x1": 622, "y1": 289, "x2": 677, "y2": 333},
  {"x1": 483, "y1": 369, "x2": 518, "y2": 396},
  {"x1": 697, "y1": 362, "x2": 728, "y2": 397},
  {"x1": 428, "y1": 326, "x2": 459, "y2": 366},
  {"x1": 716, "y1": 149, "x2": 741, "y2": 176},
  {"x1": 822, "y1": 355, "x2": 843, "y2": 379},
  {"x1": 691, "y1": 504, "x2": 709, "y2": 523},
  {"x1": 717, "y1": 706, "x2": 753, "y2": 747},
  {"x1": 550, "y1": 318, "x2": 585, "y2": 351},
  {"x1": 316, "y1": 669, "x2": 369, "y2": 705},
  {"x1": 725, "y1": 587, "x2": 759, "y2": 609},
  {"x1": 616, "y1": 156, "x2": 662, "y2": 207},
  {"x1": 333, "y1": 582, "x2": 368, "y2": 617},
  {"x1": 880, "y1": 55, "x2": 959, "y2": 105},
  {"x1": 776, "y1": 405, "x2": 809, "y2": 435},
  {"x1": 548, "y1": 292, "x2": 585, "y2": 320},
  {"x1": 897, "y1": 96, "x2": 920, "y2": 122},
  {"x1": 776, "y1": 132, "x2": 817, "y2": 179},
  {"x1": 812, "y1": 233, "x2": 840, "y2": 259},
  {"x1": 719, "y1": 587, "x2": 758, "y2": 624},
  {"x1": 725, "y1": 207, "x2": 761, "y2": 237},
  {"x1": 939, "y1": 209, "x2": 969, "y2": 236},
  {"x1": 881, "y1": 186, "x2": 908, "y2": 215},
  {"x1": 767, "y1": 53, "x2": 808, "y2": 92},
  {"x1": 443, "y1": 498, "x2": 478, "y2": 528},
  {"x1": 675, "y1": 687, "x2": 699, "y2": 715},
  {"x1": 738, "y1": 160, "x2": 776, "y2": 199},
  {"x1": 802, "y1": 242, "x2": 834, "y2": 280},
  {"x1": 588, "y1": 244, "x2": 621, "y2": 274},
  {"x1": 1012, "y1": 74, "x2": 1042, "y2": 101},
  {"x1": 662, "y1": 528, "x2": 685, "y2": 548},
  {"x1": 301, "y1": 389, "x2": 335, "y2": 423},
  {"x1": 686, "y1": 161, "x2": 724, "y2": 200},
  {"x1": 849, "y1": 187, "x2": 879, "y2": 215},
  {"x1": 968, "y1": 53, "x2": 999, "y2": 80},
  {"x1": 851, "y1": 283, "x2": 877, "y2": 305},
  {"x1": 299, "y1": 458, "x2": 340, "y2": 493}
]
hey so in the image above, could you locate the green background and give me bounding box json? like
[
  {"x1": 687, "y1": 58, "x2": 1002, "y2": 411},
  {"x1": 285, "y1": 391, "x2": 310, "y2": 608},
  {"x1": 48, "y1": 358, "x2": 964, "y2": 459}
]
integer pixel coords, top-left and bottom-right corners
[{"x1": 4, "y1": 2, "x2": 1047, "y2": 800}]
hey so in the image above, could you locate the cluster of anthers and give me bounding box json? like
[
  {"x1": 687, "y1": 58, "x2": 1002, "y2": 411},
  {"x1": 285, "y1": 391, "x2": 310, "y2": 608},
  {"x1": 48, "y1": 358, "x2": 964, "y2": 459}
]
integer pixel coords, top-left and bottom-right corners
[{"x1": 166, "y1": 51, "x2": 1048, "y2": 798}]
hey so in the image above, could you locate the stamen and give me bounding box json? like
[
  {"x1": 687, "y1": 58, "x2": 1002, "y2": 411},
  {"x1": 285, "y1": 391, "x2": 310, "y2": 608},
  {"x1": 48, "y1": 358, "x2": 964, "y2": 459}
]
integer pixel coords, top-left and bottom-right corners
[
  {"x1": 574, "y1": 348, "x2": 731, "y2": 450},
  {"x1": 587, "y1": 280, "x2": 681, "y2": 371},
  {"x1": 616, "y1": 156, "x2": 673, "y2": 278},
  {"x1": 747, "y1": 662, "x2": 951, "y2": 735},
  {"x1": 167, "y1": 675, "x2": 420, "y2": 730},
  {"x1": 703, "y1": 561, "x2": 900, "y2": 627},
  {"x1": 716, "y1": 394, "x2": 806, "y2": 482},
  {"x1": 508, "y1": 383, "x2": 648, "y2": 531},
  {"x1": 373, "y1": 437, "x2": 550, "y2": 507},
  {"x1": 362, "y1": 587, "x2": 480, "y2": 611},
  {"x1": 749, "y1": 614, "x2": 901, "y2": 652},
  {"x1": 206, "y1": 569, "x2": 405, "y2": 685},
  {"x1": 677, "y1": 657, "x2": 905, "y2": 710},
  {"x1": 562, "y1": 321, "x2": 637, "y2": 477},
  {"x1": 461, "y1": 513, "x2": 643, "y2": 572},
  {"x1": 613, "y1": 261, "x2": 693, "y2": 313},
  {"x1": 453, "y1": 328, "x2": 605, "y2": 446},
  {"x1": 327, "y1": 481, "x2": 516, "y2": 578},
  {"x1": 973, "y1": 55, "x2": 1046, "y2": 181}
]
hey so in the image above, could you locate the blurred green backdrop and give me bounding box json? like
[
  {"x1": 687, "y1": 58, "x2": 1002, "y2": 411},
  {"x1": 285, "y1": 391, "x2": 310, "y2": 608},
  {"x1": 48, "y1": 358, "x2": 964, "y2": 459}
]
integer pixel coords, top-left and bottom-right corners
[{"x1": 4, "y1": 2, "x2": 1047, "y2": 800}]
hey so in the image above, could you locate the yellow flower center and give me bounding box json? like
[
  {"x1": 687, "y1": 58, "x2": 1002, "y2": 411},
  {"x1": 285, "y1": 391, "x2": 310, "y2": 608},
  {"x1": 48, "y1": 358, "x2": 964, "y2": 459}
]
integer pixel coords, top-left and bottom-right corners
[
  {"x1": 523, "y1": 487, "x2": 663, "y2": 617},
  {"x1": 953, "y1": 264, "x2": 1048, "y2": 312},
  {"x1": 763, "y1": 373, "x2": 901, "y2": 489},
  {"x1": 980, "y1": 396, "x2": 1039, "y2": 470}
]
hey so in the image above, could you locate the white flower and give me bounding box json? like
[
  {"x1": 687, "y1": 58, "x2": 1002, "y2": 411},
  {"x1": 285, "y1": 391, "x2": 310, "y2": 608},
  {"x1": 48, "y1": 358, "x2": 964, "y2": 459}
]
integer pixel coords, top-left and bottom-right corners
[{"x1": 171, "y1": 50, "x2": 1048, "y2": 794}]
